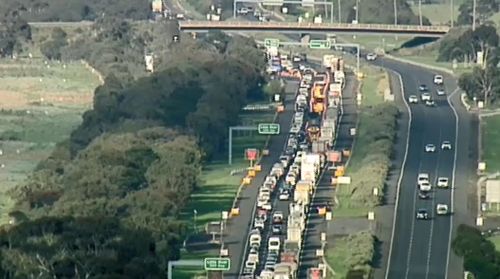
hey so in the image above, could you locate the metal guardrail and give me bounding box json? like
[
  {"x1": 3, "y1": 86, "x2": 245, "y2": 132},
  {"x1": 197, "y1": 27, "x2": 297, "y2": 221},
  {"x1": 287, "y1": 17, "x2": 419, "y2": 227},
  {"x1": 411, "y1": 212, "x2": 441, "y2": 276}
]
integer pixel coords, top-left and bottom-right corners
[{"x1": 179, "y1": 20, "x2": 450, "y2": 34}]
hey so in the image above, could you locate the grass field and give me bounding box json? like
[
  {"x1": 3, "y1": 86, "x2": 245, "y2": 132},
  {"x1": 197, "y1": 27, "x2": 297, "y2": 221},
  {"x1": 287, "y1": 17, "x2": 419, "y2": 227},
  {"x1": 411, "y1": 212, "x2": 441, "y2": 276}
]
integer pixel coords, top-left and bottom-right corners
[
  {"x1": 0, "y1": 58, "x2": 100, "y2": 224},
  {"x1": 333, "y1": 65, "x2": 388, "y2": 218},
  {"x1": 488, "y1": 235, "x2": 500, "y2": 251},
  {"x1": 482, "y1": 115, "x2": 500, "y2": 173}
]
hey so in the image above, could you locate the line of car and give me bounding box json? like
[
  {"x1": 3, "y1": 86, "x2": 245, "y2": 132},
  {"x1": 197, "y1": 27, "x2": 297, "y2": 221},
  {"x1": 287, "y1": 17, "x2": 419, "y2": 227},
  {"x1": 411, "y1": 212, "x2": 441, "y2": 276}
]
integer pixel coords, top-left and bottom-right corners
[
  {"x1": 241, "y1": 70, "x2": 316, "y2": 279},
  {"x1": 408, "y1": 75, "x2": 445, "y2": 107}
]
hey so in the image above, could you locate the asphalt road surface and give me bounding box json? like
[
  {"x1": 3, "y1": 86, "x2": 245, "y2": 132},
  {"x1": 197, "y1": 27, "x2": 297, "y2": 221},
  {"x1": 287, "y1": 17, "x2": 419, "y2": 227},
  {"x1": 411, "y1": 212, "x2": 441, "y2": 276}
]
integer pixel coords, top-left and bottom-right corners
[
  {"x1": 222, "y1": 80, "x2": 298, "y2": 279},
  {"x1": 297, "y1": 72, "x2": 357, "y2": 277},
  {"x1": 370, "y1": 58, "x2": 458, "y2": 279}
]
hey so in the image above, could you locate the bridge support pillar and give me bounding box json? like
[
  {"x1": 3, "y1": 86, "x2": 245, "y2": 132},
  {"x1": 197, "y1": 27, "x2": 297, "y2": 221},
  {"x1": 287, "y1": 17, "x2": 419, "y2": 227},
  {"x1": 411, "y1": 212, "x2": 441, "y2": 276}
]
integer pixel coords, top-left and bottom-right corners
[{"x1": 300, "y1": 34, "x2": 310, "y2": 45}]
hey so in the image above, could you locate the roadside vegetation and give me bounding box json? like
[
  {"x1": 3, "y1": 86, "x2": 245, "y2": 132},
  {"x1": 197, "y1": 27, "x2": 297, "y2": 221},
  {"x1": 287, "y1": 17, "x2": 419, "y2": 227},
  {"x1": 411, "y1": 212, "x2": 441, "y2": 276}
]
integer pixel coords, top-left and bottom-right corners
[
  {"x1": 452, "y1": 224, "x2": 500, "y2": 279},
  {"x1": 326, "y1": 231, "x2": 375, "y2": 279},
  {"x1": 335, "y1": 67, "x2": 397, "y2": 217},
  {"x1": 482, "y1": 115, "x2": 500, "y2": 172},
  {"x1": 0, "y1": 12, "x2": 269, "y2": 277}
]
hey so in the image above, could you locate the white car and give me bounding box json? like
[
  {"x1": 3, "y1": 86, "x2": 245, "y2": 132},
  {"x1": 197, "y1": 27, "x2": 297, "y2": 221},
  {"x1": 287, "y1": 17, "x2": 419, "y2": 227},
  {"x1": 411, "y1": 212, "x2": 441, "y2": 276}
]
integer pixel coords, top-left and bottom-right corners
[
  {"x1": 416, "y1": 208, "x2": 429, "y2": 220},
  {"x1": 279, "y1": 190, "x2": 290, "y2": 201},
  {"x1": 261, "y1": 202, "x2": 272, "y2": 211},
  {"x1": 425, "y1": 144, "x2": 436, "y2": 152},
  {"x1": 441, "y1": 141, "x2": 452, "y2": 150},
  {"x1": 366, "y1": 53, "x2": 377, "y2": 61},
  {"x1": 420, "y1": 182, "x2": 432, "y2": 192},
  {"x1": 436, "y1": 204, "x2": 449, "y2": 215},
  {"x1": 254, "y1": 218, "x2": 265, "y2": 229},
  {"x1": 421, "y1": 92, "x2": 431, "y2": 101},
  {"x1": 425, "y1": 99, "x2": 435, "y2": 107},
  {"x1": 437, "y1": 177, "x2": 449, "y2": 188},
  {"x1": 408, "y1": 95, "x2": 418, "y2": 104},
  {"x1": 418, "y1": 173, "x2": 430, "y2": 185},
  {"x1": 437, "y1": 88, "x2": 446, "y2": 96},
  {"x1": 434, "y1": 75, "x2": 444, "y2": 85}
]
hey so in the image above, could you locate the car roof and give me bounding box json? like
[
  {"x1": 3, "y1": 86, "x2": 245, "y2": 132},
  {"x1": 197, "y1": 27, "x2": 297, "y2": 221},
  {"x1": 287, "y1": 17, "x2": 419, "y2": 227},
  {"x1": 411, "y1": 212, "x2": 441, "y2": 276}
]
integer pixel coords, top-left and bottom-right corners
[
  {"x1": 418, "y1": 208, "x2": 428, "y2": 212},
  {"x1": 438, "y1": 177, "x2": 448, "y2": 180}
]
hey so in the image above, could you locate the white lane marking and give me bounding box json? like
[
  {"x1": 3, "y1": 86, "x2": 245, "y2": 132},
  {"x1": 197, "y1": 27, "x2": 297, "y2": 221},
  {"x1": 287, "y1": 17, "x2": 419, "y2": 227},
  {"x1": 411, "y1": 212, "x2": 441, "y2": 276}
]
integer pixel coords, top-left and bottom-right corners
[
  {"x1": 425, "y1": 113, "x2": 443, "y2": 279},
  {"x1": 445, "y1": 87, "x2": 460, "y2": 279},
  {"x1": 385, "y1": 70, "x2": 412, "y2": 279},
  {"x1": 404, "y1": 75, "x2": 432, "y2": 279}
]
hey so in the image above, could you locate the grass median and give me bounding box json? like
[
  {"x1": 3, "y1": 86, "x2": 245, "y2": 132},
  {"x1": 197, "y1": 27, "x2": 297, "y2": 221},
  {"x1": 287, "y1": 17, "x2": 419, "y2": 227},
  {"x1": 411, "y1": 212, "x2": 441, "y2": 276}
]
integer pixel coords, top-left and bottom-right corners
[
  {"x1": 482, "y1": 115, "x2": 500, "y2": 173},
  {"x1": 334, "y1": 67, "x2": 397, "y2": 218},
  {"x1": 326, "y1": 231, "x2": 375, "y2": 279}
]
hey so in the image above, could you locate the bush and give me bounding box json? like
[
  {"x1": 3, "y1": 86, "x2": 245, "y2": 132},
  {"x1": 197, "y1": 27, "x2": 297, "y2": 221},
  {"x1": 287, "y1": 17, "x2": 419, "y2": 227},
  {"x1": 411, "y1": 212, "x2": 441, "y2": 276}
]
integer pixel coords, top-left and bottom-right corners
[
  {"x1": 348, "y1": 103, "x2": 398, "y2": 207},
  {"x1": 452, "y1": 224, "x2": 500, "y2": 279}
]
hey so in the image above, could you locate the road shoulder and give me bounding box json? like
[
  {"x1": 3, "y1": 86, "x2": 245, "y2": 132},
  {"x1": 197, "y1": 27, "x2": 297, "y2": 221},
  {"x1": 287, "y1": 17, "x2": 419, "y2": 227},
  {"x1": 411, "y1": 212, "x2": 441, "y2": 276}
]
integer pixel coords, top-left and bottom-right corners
[{"x1": 372, "y1": 70, "x2": 410, "y2": 278}]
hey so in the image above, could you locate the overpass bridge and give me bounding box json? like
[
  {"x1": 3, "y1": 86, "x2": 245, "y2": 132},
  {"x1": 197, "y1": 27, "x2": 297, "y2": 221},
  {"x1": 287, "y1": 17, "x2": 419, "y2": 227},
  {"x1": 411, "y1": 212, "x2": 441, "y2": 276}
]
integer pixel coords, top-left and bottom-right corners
[{"x1": 178, "y1": 21, "x2": 450, "y2": 37}]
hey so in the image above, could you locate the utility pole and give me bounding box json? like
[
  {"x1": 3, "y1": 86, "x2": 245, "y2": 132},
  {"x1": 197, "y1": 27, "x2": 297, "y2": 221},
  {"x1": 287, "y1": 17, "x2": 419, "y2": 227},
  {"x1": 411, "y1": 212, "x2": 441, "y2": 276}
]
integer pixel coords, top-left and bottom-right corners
[
  {"x1": 355, "y1": 0, "x2": 359, "y2": 23},
  {"x1": 338, "y1": 0, "x2": 341, "y2": 23},
  {"x1": 419, "y1": 0, "x2": 423, "y2": 26},
  {"x1": 450, "y1": 0, "x2": 454, "y2": 27},
  {"x1": 394, "y1": 0, "x2": 398, "y2": 25},
  {"x1": 472, "y1": 0, "x2": 477, "y2": 30}
]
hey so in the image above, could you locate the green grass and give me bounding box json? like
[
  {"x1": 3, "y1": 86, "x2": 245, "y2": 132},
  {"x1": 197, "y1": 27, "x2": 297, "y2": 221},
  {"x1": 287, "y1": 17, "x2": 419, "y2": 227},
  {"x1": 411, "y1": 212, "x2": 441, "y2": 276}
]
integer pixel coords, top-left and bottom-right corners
[
  {"x1": 488, "y1": 235, "x2": 500, "y2": 251},
  {"x1": 326, "y1": 238, "x2": 351, "y2": 279},
  {"x1": 170, "y1": 250, "x2": 212, "y2": 279},
  {"x1": 325, "y1": 232, "x2": 374, "y2": 279},
  {"x1": 178, "y1": 110, "x2": 276, "y2": 267},
  {"x1": 333, "y1": 65, "x2": 388, "y2": 218},
  {"x1": 410, "y1": 3, "x2": 459, "y2": 25},
  {"x1": 483, "y1": 115, "x2": 500, "y2": 172},
  {"x1": 0, "y1": 58, "x2": 100, "y2": 224}
]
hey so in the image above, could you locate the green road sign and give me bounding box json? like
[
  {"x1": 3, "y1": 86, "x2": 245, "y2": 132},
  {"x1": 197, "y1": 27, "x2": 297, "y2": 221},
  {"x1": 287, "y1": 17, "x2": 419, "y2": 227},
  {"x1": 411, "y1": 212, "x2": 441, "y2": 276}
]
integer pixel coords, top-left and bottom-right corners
[
  {"x1": 309, "y1": 40, "x2": 331, "y2": 49},
  {"x1": 204, "y1": 258, "x2": 230, "y2": 271},
  {"x1": 264, "y1": 38, "x2": 280, "y2": 48},
  {"x1": 258, "y1": 123, "x2": 280, "y2": 135}
]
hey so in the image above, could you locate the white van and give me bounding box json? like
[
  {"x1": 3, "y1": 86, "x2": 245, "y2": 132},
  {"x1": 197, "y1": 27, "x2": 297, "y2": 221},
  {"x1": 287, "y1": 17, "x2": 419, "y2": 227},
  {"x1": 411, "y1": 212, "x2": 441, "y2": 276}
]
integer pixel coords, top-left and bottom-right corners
[
  {"x1": 249, "y1": 230, "x2": 261, "y2": 246},
  {"x1": 268, "y1": 236, "x2": 281, "y2": 252}
]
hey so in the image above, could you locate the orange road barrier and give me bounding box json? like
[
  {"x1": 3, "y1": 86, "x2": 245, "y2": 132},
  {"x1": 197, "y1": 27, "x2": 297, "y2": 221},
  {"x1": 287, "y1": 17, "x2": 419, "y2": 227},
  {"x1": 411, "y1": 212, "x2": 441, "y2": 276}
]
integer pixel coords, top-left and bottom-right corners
[
  {"x1": 248, "y1": 169, "x2": 256, "y2": 177},
  {"x1": 342, "y1": 149, "x2": 351, "y2": 157},
  {"x1": 254, "y1": 164, "x2": 262, "y2": 172},
  {"x1": 230, "y1": 207, "x2": 240, "y2": 217},
  {"x1": 277, "y1": 105, "x2": 284, "y2": 112},
  {"x1": 262, "y1": 149, "x2": 270, "y2": 156},
  {"x1": 243, "y1": 176, "x2": 252, "y2": 185}
]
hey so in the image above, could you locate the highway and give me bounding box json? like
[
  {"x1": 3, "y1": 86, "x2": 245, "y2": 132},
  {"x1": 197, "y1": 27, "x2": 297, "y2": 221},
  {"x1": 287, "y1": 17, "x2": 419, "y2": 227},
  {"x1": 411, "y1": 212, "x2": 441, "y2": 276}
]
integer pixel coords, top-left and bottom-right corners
[
  {"x1": 223, "y1": 79, "x2": 298, "y2": 279},
  {"x1": 371, "y1": 58, "x2": 458, "y2": 279},
  {"x1": 297, "y1": 72, "x2": 357, "y2": 277}
]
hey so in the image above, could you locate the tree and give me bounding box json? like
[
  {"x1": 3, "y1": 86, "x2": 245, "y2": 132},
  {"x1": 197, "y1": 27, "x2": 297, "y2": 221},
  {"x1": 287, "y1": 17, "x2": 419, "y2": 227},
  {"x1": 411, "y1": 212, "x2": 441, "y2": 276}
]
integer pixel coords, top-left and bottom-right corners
[
  {"x1": 457, "y1": 0, "x2": 499, "y2": 26},
  {"x1": 458, "y1": 66, "x2": 500, "y2": 106}
]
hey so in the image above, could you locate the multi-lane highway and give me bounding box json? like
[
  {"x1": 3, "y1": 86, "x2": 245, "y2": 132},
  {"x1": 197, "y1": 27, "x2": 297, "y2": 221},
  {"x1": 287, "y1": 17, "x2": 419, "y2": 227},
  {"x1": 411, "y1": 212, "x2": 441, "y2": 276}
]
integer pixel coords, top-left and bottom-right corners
[
  {"x1": 370, "y1": 58, "x2": 458, "y2": 279},
  {"x1": 297, "y1": 71, "x2": 357, "y2": 277},
  {"x1": 222, "y1": 80, "x2": 298, "y2": 279}
]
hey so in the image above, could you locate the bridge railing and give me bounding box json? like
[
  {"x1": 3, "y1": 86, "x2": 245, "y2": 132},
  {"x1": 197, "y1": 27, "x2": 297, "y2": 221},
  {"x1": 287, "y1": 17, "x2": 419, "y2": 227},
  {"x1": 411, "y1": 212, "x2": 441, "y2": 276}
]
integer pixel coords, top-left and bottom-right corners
[{"x1": 179, "y1": 20, "x2": 450, "y2": 33}]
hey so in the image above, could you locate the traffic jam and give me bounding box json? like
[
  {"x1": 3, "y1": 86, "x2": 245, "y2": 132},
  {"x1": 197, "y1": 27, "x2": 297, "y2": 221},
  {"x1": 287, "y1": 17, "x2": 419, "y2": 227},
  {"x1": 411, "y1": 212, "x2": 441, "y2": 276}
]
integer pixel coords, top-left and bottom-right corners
[{"x1": 240, "y1": 56, "x2": 336, "y2": 279}]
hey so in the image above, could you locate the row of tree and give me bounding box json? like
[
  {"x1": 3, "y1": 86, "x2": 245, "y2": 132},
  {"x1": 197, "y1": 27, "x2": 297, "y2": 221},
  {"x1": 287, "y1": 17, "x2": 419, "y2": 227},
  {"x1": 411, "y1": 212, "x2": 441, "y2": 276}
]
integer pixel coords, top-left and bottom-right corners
[
  {"x1": 0, "y1": 0, "x2": 151, "y2": 22},
  {"x1": 0, "y1": 19, "x2": 268, "y2": 277}
]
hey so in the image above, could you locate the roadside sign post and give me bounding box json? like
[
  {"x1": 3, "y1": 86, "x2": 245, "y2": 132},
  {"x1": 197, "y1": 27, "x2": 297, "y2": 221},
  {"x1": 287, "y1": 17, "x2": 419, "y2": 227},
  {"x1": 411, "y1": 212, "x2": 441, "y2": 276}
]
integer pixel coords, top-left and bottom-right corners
[
  {"x1": 204, "y1": 258, "x2": 231, "y2": 271},
  {"x1": 309, "y1": 39, "x2": 331, "y2": 49},
  {"x1": 245, "y1": 148, "x2": 259, "y2": 167},
  {"x1": 264, "y1": 38, "x2": 280, "y2": 48},
  {"x1": 258, "y1": 123, "x2": 280, "y2": 135}
]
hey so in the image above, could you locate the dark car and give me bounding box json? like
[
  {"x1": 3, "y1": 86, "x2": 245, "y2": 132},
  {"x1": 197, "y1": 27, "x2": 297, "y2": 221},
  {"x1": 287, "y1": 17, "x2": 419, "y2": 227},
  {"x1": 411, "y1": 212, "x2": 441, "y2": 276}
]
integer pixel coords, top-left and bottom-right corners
[
  {"x1": 418, "y1": 191, "x2": 430, "y2": 199},
  {"x1": 272, "y1": 224, "x2": 282, "y2": 234},
  {"x1": 419, "y1": 84, "x2": 428, "y2": 92},
  {"x1": 416, "y1": 208, "x2": 429, "y2": 220}
]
